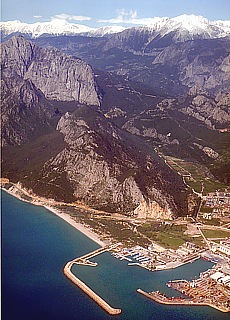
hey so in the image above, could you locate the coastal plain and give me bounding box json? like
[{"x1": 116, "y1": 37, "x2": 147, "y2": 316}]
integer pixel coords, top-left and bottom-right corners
[{"x1": 1, "y1": 180, "x2": 230, "y2": 316}]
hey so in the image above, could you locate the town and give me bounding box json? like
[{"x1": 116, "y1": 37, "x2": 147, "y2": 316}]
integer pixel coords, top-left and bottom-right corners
[{"x1": 201, "y1": 191, "x2": 230, "y2": 220}]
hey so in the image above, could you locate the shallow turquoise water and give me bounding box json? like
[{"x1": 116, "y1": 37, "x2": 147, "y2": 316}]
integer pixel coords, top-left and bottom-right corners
[{"x1": 2, "y1": 190, "x2": 229, "y2": 319}]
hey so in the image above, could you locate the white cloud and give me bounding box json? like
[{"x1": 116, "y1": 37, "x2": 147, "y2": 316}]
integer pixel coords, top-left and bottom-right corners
[
  {"x1": 98, "y1": 9, "x2": 164, "y2": 26},
  {"x1": 52, "y1": 13, "x2": 92, "y2": 22},
  {"x1": 98, "y1": 9, "x2": 136, "y2": 24},
  {"x1": 33, "y1": 15, "x2": 42, "y2": 19}
]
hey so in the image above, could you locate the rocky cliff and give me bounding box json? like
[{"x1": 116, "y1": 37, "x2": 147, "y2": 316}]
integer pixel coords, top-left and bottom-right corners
[
  {"x1": 2, "y1": 104, "x2": 189, "y2": 218},
  {"x1": 1, "y1": 36, "x2": 100, "y2": 145},
  {"x1": 40, "y1": 106, "x2": 188, "y2": 217},
  {"x1": 1, "y1": 36, "x2": 100, "y2": 104}
]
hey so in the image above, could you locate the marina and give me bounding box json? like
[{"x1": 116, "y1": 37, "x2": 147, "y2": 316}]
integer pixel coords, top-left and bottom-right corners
[{"x1": 111, "y1": 243, "x2": 204, "y2": 271}]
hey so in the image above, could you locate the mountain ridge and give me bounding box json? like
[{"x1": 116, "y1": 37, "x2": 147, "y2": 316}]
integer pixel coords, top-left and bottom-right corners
[
  {"x1": 0, "y1": 35, "x2": 101, "y2": 146},
  {"x1": 1, "y1": 14, "x2": 229, "y2": 41},
  {"x1": 1, "y1": 18, "x2": 230, "y2": 219},
  {"x1": 1, "y1": 35, "x2": 190, "y2": 218}
]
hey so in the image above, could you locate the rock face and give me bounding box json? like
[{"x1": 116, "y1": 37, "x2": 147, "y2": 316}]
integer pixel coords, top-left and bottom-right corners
[
  {"x1": 1, "y1": 36, "x2": 100, "y2": 104},
  {"x1": 0, "y1": 36, "x2": 100, "y2": 145},
  {"x1": 1, "y1": 35, "x2": 189, "y2": 218},
  {"x1": 33, "y1": 32, "x2": 230, "y2": 98},
  {"x1": 24, "y1": 47, "x2": 99, "y2": 104},
  {"x1": 181, "y1": 92, "x2": 230, "y2": 128},
  {"x1": 39, "y1": 106, "x2": 188, "y2": 217},
  {"x1": 1, "y1": 78, "x2": 54, "y2": 145}
]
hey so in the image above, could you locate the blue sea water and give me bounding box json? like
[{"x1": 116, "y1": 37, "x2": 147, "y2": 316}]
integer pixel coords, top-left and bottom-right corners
[{"x1": 1, "y1": 190, "x2": 229, "y2": 320}]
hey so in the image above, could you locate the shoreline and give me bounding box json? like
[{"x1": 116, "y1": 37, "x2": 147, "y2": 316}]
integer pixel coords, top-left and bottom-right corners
[
  {"x1": 1, "y1": 182, "x2": 106, "y2": 248},
  {"x1": 43, "y1": 205, "x2": 106, "y2": 247}
]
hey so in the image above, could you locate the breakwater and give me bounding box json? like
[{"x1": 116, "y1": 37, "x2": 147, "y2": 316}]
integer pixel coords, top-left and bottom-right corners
[
  {"x1": 137, "y1": 289, "x2": 230, "y2": 313},
  {"x1": 63, "y1": 246, "x2": 122, "y2": 315}
]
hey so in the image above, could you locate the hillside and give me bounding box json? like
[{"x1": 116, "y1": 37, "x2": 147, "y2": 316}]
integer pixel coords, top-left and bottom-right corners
[{"x1": 1, "y1": 36, "x2": 190, "y2": 218}]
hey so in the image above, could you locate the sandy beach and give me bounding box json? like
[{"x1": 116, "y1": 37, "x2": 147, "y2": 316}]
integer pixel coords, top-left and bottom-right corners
[
  {"x1": 43, "y1": 205, "x2": 106, "y2": 247},
  {"x1": 1, "y1": 181, "x2": 106, "y2": 248}
]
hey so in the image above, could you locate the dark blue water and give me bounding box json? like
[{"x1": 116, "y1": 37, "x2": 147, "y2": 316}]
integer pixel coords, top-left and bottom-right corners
[{"x1": 2, "y1": 190, "x2": 229, "y2": 320}]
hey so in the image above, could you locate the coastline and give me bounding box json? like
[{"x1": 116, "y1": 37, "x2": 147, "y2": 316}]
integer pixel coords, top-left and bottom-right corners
[
  {"x1": 1, "y1": 181, "x2": 106, "y2": 248},
  {"x1": 43, "y1": 204, "x2": 106, "y2": 247},
  {"x1": 3, "y1": 189, "x2": 228, "y2": 320}
]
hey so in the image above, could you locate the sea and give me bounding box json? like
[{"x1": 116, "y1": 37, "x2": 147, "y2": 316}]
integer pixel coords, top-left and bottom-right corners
[{"x1": 1, "y1": 190, "x2": 229, "y2": 320}]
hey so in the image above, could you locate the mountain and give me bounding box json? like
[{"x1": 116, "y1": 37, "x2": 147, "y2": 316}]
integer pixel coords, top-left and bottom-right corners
[
  {"x1": 88, "y1": 25, "x2": 127, "y2": 37},
  {"x1": 2, "y1": 16, "x2": 229, "y2": 97},
  {"x1": 1, "y1": 35, "x2": 100, "y2": 145},
  {"x1": 1, "y1": 35, "x2": 190, "y2": 218},
  {"x1": 42, "y1": 106, "x2": 188, "y2": 216},
  {"x1": 102, "y1": 15, "x2": 230, "y2": 57},
  {"x1": 93, "y1": 68, "x2": 230, "y2": 184},
  {"x1": 33, "y1": 34, "x2": 230, "y2": 98},
  {"x1": 1, "y1": 15, "x2": 229, "y2": 41},
  {"x1": 1, "y1": 13, "x2": 230, "y2": 217},
  {"x1": 0, "y1": 19, "x2": 126, "y2": 40}
]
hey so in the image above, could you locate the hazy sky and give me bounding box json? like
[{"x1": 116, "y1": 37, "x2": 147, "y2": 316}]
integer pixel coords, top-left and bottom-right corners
[{"x1": 1, "y1": 0, "x2": 230, "y2": 26}]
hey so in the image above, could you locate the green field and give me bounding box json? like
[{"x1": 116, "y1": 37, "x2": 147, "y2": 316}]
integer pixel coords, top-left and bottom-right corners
[
  {"x1": 164, "y1": 155, "x2": 228, "y2": 194},
  {"x1": 137, "y1": 222, "x2": 200, "y2": 249},
  {"x1": 56, "y1": 204, "x2": 228, "y2": 250},
  {"x1": 202, "y1": 229, "x2": 230, "y2": 239}
]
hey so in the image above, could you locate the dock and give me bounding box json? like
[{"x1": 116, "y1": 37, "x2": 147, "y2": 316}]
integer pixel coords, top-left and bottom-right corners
[
  {"x1": 63, "y1": 245, "x2": 122, "y2": 315},
  {"x1": 72, "y1": 246, "x2": 108, "y2": 266},
  {"x1": 137, "y1": 288, "x2": 230, "y2": 313}
]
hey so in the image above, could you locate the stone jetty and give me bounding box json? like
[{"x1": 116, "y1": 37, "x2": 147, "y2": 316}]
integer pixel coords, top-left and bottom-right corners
[{"x1": 64, "y1": 246, "x2": 122, "y2": 315}]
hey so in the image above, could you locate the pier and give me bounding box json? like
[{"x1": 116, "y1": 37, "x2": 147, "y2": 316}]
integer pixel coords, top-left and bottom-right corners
[
  {"x1": 72, "y1": 246, "x2": 109, "y2": 266},
  {"x1": 63, "y1": 246, "x2": 122, "y2": 315},
  {"x1": 137, "y1": 288, "x2": 230, "y2": 313}
]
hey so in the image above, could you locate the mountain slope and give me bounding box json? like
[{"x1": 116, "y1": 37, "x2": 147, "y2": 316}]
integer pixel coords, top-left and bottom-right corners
[
  {"x1": 1, "y1": 36, "x2": 100, "y2": 104},
  {"x1": 104, "y1": 14, "x2": 230, "y2": 50},
  {"x1": 1, "y1": 35, "x2": 100, "y2": 145},
  {"x1": 1, "y1": 36, "x2": 190, "y2": 218},
  {"x1": 2, "y1": 106, "x2": 189, "y2": 217},
  {"x1": 32, "y1": 34, "x2": 230, "y2": 97}
]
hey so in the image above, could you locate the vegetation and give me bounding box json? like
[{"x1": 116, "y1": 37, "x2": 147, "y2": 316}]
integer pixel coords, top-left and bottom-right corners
[
  {"x1": 56, "y1": 203, "x2": 230, "y2": 250},
  {"x1": 137, "y1": 222, "x2": 192, "y2": 249},
  {"x1": 55, "y1": 204, "x2": 201, "y2": 249},
  {"x1": 202, "y1": 229, "x2": 230, "y2": 239},
  {"x1": 163, "y1": 155, "x2": 228, "y2": 194},
  {"x1": 199, "y1": 218, "x2": 221, "y2": 226}
]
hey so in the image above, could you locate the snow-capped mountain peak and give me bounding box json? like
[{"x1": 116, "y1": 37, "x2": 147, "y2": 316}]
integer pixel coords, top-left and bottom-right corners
[
  {"x1": 142, "y1": 14, "x2": 230, "y2": 41},
  {"x1": 0, "y1": 19, "x2": 96, "y2": 38},
  {"x1": 89, "y1": 25, "x2": 127, "y2": 37},
  {"x1": 1, "y1": 15, "x2": 229, "y2": 40},
  {"x1": 0, "y1": 19, "x2": 126, "y2": 38},
  {"x1": 172, "y1": 14, "x2": 209, "y2": 31}
]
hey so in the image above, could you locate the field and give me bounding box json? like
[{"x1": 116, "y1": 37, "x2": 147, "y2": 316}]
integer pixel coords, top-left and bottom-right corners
[
  {"x1": 137, "y1": 222, "x2": 204, "y2": 249},
  {"x1": 202, "y1": 228, "x2": 230, "y2": 239},
  {"x1": 163, "y1": 155, "x2": 228, "y2": 194}
]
